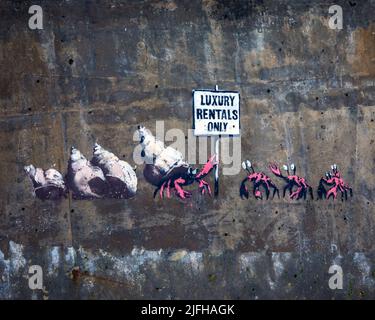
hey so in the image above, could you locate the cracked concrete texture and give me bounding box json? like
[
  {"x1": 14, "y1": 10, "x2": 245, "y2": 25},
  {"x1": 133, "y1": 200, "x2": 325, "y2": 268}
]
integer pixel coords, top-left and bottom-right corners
[{"x1": 0, "y1": 0, "x2": 374, "y2": 299}]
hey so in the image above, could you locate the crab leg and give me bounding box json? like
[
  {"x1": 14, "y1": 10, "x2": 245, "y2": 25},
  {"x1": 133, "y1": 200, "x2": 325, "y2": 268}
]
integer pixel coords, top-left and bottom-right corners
[
  {"x1": 159, "y1": 181, "x2": 167, "y2": 199},
  {"x1": 199, "y1": 179, "x2": 212, "y2": 196},
  {"x1": 174, "y1": 178, "x2": 191, "y2": 199},
  {"x1": 327, "y1": 186, "x2": 338, "y2": 199},
  {"x1": 240, "y1": 177, "x2": 250, "y2": 199},
  {"x1": 290, "y1": 186, "x2": 303, "y2": 200},
  {"x1": 166, "y1": 179, "x2": 171, "y2": 198}
]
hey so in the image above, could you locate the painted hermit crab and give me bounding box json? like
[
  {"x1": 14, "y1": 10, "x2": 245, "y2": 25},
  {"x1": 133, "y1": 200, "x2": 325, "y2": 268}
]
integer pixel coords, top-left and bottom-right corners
[
  {"x1": 240, "y1": 160, "x2": 279, "y2": 200},
  {"x1": 269, "y1": 163, "x2": 313, "y2": 200},
  {"x1": 317, "y1": 164, "x2": 353, "y2": 200},
  {"x1": 136, "y1": 125, "x2": 217, "y2": 199}
]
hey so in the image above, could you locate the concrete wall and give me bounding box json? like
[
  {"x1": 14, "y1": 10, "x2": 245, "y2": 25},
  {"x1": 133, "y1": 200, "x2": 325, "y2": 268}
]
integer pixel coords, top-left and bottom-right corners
[{"x1": 0, "y1": 0, "x2": 374, "y2": 299}]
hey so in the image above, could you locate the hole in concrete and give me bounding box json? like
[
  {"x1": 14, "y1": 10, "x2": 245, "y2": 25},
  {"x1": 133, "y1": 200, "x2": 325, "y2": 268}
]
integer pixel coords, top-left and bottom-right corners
[
  {"x1": 267, "y1": 89, "x2": 271, "y2": 93},
  {"x1": 315, "y1": 97, "x2": 319, "y2": 100},
  {"x1": 70, "y1": 209, "x2": 75, "y2": 213},
  {"x1": 68, "y1": 58, "x2": 74, "y2": 65},
  {"x1": 28, "y1": 107, "x2": 32, "y2": 111},
  {"x1": 36, "y1": 79, "x2": 40, "y2": 83},
  {"x1": 21, "y1": 207, "x2": 25, "y2": 211},
  {"x1": 345, "y1": 93, "x2": 349, "y2": 97},
  {"x1": 208, "y1": 274, "x2": 217, "y2": 282},
  {"x1": 155, "y1": 84, "x2": 158, "y2": 88}
]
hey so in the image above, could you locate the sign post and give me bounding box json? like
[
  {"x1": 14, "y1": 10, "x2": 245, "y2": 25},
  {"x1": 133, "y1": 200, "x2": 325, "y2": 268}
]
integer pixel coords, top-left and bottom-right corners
[
  {"x1": 214, "y1": 133, "x2": 220, "y2": 196},
  {"x1": 192, "y1": 85, "x2": 240, "y2": 197}
]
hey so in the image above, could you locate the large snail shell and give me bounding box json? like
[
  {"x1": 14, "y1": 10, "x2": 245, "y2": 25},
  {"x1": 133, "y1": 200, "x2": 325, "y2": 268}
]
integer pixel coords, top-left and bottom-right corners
[
  {"x1": 92, "y1": 143, "x2": 137, "y2": 198},
  {"x1": 137, "y1": 126, "x2": 184, "y2": 175},
  {"x1": 66, "y1": 147, "x2": 107, "y2": 199}
]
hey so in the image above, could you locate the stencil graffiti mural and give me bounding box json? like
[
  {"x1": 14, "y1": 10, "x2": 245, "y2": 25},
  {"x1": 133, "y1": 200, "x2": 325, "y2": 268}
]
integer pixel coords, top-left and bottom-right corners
[
  {"x1": 240, "y1": 160, "x2": 279, "y2": 200},
  {"x1": 269, "y1": 163, "x2": 314, "y2": 200},
  {"x1": 317, "y1": 164, "x2": 353, "y2": 200},
  {"x1": 137, "y1": 126, "x2": 217, "y2": 199},
  {"x1": 25, "y1": 144, "x2": 137, "y2": 200}
]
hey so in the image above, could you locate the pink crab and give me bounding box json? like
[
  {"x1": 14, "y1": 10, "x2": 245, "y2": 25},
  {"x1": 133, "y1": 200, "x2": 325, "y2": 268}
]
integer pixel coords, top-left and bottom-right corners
[
  {"x1": 269, "y1": 163, "x2": 313, "y2": 200},
  {"x1": 154, "y1": 155, "x2": 218, "y2": 199},
  {"x1": 317, "y1": 164, "x2": 352, "y2": 200},
  {"x1": 240, "y1": 160, "x2": 279, "y2": 199}
]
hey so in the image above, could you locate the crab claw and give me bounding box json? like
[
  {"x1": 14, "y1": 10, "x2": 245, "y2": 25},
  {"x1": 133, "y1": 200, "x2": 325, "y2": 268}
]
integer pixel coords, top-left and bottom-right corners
[
  {"x1": 196, "y1": 154, "x2": 218, "y2": 178},
  {"x1": 269, "y1": 163, "x2": 281, "y2": 176}
]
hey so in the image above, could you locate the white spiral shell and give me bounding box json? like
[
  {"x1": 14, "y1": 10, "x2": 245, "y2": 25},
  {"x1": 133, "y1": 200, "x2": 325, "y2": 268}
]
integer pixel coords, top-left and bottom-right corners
[
  {"x1": 92, "y1": 143, "x2": 137, "y2": 198},
  {"x1": 137, "y1": 126, "x2": 184, "y2": 174},
  {"x1": 67, "y1": 147, "x2": 107, "y2": 199},
  {"x1": 24, "y1": 164, "x2": 67, "y2": 200}
]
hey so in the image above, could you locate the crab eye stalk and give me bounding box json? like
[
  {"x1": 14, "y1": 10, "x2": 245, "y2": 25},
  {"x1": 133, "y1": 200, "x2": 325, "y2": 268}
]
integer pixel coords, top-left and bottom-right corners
[
  {"x1": 290, "y1": 163, "x2": 295, "y2": 170},
  {"x1": 242, "y1": 161, "x2": 247, "y2": 170},
  {"x1": 282, "y1": 164, "x2": 288, "y2": 171},
  {"x1": 246, "y1": 160, "x2": 252, "y2": 168}
]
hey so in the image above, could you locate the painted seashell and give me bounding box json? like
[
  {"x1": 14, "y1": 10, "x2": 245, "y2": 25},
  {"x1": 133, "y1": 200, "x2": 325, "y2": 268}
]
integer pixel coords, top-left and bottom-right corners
[
  {"x1": 24, "y1": 164, "x2": 67, "y2": 200},
  {"x1": 66, "y1": 146, "x2": 107, "y2": 199},
  {"x1": 137, "y1": 126, "x2": 184, "y2": 177},
  {"x1": 92, "y1": 143, "x2": 137, "y2": 199}
]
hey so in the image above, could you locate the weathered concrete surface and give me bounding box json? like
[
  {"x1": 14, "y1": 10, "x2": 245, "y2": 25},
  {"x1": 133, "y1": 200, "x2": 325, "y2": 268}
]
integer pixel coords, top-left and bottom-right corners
[{"x1": 0, "y1": 0, "x2": 374, "y2": 299}]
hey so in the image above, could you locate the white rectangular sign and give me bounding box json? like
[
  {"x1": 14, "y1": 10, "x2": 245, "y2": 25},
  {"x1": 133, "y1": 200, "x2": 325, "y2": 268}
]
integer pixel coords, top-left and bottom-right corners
[{"x1": 193, "y1": 89, "x2": 240, "y2": 136}]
